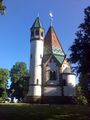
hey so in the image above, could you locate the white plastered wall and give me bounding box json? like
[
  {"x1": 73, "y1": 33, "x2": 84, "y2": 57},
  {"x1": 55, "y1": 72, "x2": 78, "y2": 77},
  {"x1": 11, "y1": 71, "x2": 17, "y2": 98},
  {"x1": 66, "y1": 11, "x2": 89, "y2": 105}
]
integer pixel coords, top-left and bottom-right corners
[
  {"x1": 27, "y1": 40, "x2": 43, "y2": 96},
  {"x1": 45, "y1": 59, "x2": 59, "y2": 85},
  {"x1": 44, "y1": 59, "x2": 61, "y2": 96},
  {"x1": 63, "y1": 74, "x2": 76, "y2": 96}
]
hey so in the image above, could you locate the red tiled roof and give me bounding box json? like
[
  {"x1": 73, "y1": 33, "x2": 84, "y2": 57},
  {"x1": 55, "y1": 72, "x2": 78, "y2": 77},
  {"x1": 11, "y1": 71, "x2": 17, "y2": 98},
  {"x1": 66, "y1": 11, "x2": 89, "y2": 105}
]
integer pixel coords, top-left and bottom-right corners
[
  {"x1": 44, "y1": 26, "x2": 65, "y2": 55},
  {"x1": 43, "y1": 26, "x2": 65, "y2": 64}
]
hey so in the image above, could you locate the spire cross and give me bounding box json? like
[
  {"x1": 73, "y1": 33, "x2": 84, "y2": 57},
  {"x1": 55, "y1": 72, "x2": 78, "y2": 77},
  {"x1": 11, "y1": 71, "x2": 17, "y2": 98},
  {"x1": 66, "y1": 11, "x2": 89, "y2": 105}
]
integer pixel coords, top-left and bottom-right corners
[{"x1": 49, "y1": 12, "x2": 53, "y2": 26}]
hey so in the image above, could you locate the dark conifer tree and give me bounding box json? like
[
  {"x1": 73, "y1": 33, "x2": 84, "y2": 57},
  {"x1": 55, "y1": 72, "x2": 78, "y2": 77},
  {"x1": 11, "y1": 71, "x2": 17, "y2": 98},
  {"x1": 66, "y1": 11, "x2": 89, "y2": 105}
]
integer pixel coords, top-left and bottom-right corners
[
  {"x1": 0, "y1": 0, "x2": 6, "y2": 15},
  {"x1": 69, "y1": 6, "x2": 90, "y2": 75},
  {"x1": 69, "y1": 6, "x2": 90, "y2": 101}
]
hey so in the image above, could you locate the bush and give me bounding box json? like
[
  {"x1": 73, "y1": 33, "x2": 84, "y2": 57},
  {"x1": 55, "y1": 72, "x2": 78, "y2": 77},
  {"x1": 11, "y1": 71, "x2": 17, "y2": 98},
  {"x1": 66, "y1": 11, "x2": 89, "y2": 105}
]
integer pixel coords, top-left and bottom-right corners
[{"x1": 76, "y1": 85, "x2": 88, "y2": 105}]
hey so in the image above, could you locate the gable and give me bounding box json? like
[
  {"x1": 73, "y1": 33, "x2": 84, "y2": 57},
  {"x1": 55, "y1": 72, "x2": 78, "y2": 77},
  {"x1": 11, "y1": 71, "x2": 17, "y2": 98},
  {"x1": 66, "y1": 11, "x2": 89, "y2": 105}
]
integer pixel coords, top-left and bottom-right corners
[
  {"x1": 44, "y1": 26, "x2": 65, "y2": 64},
  {"x1": 61, "y1": 58, "x2": 72, "y2": 73}
]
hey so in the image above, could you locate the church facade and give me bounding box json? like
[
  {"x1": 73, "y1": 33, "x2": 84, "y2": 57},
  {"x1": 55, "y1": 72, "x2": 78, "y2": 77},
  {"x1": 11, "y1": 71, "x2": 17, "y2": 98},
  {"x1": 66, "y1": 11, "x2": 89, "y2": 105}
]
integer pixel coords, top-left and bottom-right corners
[{"x1": 26, "y1": 17, "x2": 76, "y2": 104}]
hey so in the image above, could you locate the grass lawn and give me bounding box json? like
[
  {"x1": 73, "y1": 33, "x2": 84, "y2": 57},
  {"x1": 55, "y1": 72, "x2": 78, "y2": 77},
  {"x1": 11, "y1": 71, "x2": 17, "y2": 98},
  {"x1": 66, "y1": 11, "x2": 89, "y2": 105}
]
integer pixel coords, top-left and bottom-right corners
[{"x1": 0, "y1": 103, "x2": 90, "y2": 120}]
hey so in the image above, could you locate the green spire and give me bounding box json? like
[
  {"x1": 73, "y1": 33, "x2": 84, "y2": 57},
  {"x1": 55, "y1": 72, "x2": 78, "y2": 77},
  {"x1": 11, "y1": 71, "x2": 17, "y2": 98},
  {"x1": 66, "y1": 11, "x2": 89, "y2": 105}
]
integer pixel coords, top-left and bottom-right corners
[{"x1": 31, "y1": 17, "x2": 43, "y2": 29}]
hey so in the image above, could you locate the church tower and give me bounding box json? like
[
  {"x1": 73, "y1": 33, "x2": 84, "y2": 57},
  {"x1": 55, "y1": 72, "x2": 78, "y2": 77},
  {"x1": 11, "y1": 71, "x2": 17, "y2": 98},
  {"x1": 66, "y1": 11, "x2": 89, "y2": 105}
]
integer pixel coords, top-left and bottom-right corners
[{"x1": 27, "y1": 17, "x2": 44, "y2": 103}]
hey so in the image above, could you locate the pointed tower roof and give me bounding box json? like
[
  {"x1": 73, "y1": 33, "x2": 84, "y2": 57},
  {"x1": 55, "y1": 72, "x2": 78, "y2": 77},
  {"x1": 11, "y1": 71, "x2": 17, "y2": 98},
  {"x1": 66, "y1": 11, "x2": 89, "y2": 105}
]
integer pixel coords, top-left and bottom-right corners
[
  {"x1": 44, "y1": 26, "x2": 65, "y2": 64},
  {"x1": 31, "y1": 17, "x2": 43, "y2": 29}
]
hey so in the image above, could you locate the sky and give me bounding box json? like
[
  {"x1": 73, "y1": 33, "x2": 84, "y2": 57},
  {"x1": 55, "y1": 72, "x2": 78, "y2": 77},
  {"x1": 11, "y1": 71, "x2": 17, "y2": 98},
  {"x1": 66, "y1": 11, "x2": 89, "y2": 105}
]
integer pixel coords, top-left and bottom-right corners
[{"x1": 0, "y1": 0, "x2": 90, "y2": 71}]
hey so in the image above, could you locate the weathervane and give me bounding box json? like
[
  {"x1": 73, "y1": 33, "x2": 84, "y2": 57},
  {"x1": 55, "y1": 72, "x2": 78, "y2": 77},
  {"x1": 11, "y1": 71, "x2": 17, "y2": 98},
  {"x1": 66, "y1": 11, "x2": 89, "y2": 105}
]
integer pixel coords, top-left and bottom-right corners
[{"x1": 49, "y1": 12, "x2": 53, "y2": 26}]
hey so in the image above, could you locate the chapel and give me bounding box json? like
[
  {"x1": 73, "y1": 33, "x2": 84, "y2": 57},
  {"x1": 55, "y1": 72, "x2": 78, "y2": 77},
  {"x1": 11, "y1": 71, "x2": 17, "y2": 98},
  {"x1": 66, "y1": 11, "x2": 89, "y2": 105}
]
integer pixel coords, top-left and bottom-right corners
[{"x1": 26, "y1": 17, "x2": 76, "y2": 104}]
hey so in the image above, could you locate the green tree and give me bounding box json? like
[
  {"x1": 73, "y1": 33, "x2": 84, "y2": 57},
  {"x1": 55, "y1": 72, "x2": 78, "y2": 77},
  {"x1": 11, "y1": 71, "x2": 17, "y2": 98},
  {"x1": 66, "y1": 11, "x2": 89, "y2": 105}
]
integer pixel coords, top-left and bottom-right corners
[
  {"x1": 76, "y1": 85, "x2": 88, "y2": 105},
  {"x1": 10, "y1": 62, "x2": 29, "y2": 102},
  {"x1": 69, "y1": 6, "x2": 90, "y2": 101},
  {"x1": 69, "y1": 6, "x2": 90, "y2": 75},
  {"x1": 0, "y1": 0, "x2": 6, "y2": 15},
  {"x1": 0, "y1": 68, "x2": 9, "y2": 101}
]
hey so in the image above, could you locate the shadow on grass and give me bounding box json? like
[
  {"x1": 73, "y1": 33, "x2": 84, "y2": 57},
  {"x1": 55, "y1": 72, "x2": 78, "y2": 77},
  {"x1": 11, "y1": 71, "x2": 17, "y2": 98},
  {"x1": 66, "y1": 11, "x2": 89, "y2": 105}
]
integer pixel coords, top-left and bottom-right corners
[{"x1": 0, "y1": 103, "x2": 90, "y2": 120}]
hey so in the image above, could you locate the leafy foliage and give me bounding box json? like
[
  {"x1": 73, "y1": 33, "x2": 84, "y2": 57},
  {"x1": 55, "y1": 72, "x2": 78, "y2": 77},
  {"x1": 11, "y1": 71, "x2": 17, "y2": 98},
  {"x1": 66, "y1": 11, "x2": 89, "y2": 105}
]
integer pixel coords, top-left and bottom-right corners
[
  {"x1": 69, "y1": 6, "x2": 90, "y2": 75},
  {"x1": 69, "y1": 6, "x2": 90, "y2": 102},
  {"x1": 79, "y1": 74, "x2": 90, "y2": 102},
  {"x1": 0, "y1": 0, "x2": 6, "y2": 15},
  {"x1": 10, "y1": 62, "x2": 28, "y2": 83},
  {"x1": 10, "y1": 62, "x2": 29, "y2": 102},
  {"x1": 76, "y1": 85, "x2": 88, "y2": 105},
  {"x1": 0, "y1": 68, "x2": 9, "y2": 100}
]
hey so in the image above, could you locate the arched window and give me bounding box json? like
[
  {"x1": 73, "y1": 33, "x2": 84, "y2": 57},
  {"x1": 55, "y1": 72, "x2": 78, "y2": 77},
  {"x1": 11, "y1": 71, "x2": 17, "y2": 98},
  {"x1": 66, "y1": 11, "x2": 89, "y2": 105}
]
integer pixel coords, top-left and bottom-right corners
[
  {"x1": 49, "y1": 71, "x2": 57, "y2": 80},
  {"x1": 50, "y1": 71, "x2": 52, "y2": 80},
  {"x1": 40, "y1": 54, "x2": 42, "y2": 59},
  {"x1": 53, "y1": 71, "x2": 56, "y2": 80},
  {"x1": 63, "y1": 79, "x2": 67, "y2": 86},
  {"x1": 41, "y1": 32, "x2": 43, "y2": 37},
  {"x1": 31, "y1": 31, "x2": 34, "y2": 37},
  {"x1": 35, "y1": 30, "x2": 39, "y2": 36},
  {"x1": 31, "y1": 54, "x2": 32, "y2": 59},
  {"x1": 36, "y1": 79, "x2": 39, "y2": 85}
]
